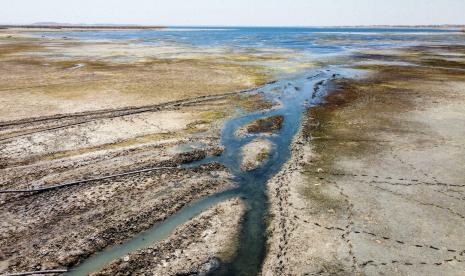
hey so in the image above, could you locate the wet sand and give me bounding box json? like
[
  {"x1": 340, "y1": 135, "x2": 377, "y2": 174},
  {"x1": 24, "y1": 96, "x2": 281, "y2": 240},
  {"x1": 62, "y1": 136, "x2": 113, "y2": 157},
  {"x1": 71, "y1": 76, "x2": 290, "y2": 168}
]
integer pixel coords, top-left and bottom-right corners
[{"x1": 264, "y1": 45, "x2": 465, "y2": 275}]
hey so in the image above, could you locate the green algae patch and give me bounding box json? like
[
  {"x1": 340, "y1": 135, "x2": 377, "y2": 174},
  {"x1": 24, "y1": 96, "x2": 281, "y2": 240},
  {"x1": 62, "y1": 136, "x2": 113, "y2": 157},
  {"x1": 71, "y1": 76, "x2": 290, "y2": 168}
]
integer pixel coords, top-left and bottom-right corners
[
  {"x1": 0, "y1": 41, "x2": 45, "y2": 57},
  {"x1": 200, "y1": 111, "x2": 227, "y2": 121},
  {"x1": 420, "y1": 58, "x2": 465, "y2": 69},
  {"x1": 185, "y1": 120, "x2": 212, "y2": 133},
  {"x1": 302, "y1": 44, "x2": 465, "y2": 205},
  {"x1": 0, "y1": 34, "x2": 275, "y2": 120}
]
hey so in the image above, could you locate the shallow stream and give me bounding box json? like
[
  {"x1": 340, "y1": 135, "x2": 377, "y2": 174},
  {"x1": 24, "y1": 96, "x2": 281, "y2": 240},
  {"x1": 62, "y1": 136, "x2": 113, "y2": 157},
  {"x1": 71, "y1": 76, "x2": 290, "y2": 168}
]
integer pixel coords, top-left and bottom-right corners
[
  {"x1": 68, "y1": 67, "x2": 354, "y2": 275},
  {"x1": 34, "y1": 26, "x2": 463, "y2": 276}
]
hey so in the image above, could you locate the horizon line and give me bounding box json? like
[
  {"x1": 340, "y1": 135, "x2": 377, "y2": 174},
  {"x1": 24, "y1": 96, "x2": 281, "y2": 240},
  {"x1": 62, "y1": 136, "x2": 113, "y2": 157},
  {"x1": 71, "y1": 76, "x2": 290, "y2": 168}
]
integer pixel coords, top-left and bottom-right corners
[{"x1": 2, "y1": 23, "x2": 465, "y2": 29}]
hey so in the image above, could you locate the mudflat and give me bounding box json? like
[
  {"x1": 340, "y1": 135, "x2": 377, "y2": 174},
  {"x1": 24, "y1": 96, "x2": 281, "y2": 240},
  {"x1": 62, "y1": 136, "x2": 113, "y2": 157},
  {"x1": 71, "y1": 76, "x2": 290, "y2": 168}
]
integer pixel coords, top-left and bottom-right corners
[
  {"x1": 0, "y1": 28, "x2": 274, "y2": 275},
  {"x1": 1, "y1": 27, "x2": 465, "y2": 276},
  {"x1": 93, "y1": 198, "x2": 245, "y2": 275},
  {"x1": 0, "y1": 30, "x2": 270, "y2": 121},
  {"x1": 264, "y1": 45, "x2": 465, "y2": 275}
]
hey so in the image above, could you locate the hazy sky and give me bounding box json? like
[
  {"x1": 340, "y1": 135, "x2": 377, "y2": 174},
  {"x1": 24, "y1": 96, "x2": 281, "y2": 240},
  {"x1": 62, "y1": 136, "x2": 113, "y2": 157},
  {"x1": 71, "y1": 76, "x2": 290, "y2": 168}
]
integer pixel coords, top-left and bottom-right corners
[{"x1": 2, "y1": 0, "x2": 465, "y2": 26}]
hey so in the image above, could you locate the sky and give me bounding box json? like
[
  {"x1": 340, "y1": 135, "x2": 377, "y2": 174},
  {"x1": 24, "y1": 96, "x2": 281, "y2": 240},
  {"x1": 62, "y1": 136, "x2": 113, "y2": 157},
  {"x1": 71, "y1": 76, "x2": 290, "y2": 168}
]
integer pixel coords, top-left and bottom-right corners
[{"x1": 2, "y1": 0, "x2": 465, "y2": 26}]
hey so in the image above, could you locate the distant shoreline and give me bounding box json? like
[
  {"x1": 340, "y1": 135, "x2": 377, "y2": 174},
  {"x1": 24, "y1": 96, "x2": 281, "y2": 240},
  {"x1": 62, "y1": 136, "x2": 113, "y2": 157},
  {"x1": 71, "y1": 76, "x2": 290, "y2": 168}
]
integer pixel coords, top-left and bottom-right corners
[
  {"x1": 0, "y1": 25, "x2": 165, "y2": 30},
  {"x1": 1, "y1": 24, "x2": 464, "y2": 30}
]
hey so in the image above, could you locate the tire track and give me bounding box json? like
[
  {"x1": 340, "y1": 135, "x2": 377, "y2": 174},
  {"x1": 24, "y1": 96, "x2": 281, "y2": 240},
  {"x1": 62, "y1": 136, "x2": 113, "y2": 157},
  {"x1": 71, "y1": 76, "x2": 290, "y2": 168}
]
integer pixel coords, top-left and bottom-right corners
[
  {"x1": 0, "y1": 83, "x2": 272, "y2": 143},
  {"x1": 0, "y1": 166, "x2": 177, "y2": 194}
]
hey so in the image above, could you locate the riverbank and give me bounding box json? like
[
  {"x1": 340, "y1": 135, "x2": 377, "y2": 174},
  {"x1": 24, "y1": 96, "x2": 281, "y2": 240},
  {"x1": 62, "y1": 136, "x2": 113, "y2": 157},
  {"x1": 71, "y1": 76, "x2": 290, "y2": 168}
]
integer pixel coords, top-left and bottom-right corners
[
  {"x1": 264, "y1": 45, "x2": 465, "y2": 275},
  {"x1": 92, "y1": 198, "x2": 245, "y2": 275}
]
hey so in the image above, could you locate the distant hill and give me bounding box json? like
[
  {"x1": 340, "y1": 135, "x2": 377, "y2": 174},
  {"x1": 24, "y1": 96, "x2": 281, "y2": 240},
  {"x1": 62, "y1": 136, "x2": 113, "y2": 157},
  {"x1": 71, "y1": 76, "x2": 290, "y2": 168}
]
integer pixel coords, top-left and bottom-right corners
[
  {"x1": 0, "y1": 23, "x2": 463, "y2": 30},
  {"x1": 1, "y1": 23, "x2": 164, "y2": 29},
  {"x1": 31, "y1": 22, "x2": 74, "y2": 26}
]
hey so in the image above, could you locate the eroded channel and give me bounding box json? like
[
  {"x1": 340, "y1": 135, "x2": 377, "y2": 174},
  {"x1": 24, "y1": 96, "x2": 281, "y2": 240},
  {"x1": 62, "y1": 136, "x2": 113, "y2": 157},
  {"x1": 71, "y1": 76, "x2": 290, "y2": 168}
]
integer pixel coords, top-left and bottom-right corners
[{"x1": 68, "y1": 68, "x2": 348, "y2": 276}]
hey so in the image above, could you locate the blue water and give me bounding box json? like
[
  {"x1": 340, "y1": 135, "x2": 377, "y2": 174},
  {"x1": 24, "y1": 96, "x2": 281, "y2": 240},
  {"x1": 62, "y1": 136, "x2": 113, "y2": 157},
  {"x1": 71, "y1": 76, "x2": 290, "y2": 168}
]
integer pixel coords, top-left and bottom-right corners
[
  {"x1": 206, "y1": 70, "x2": 343, "y2": 275},
  {"x1": 69, "y1": 69, "x2": 348, "y2": 276},
  {"x1": 43, "y1": 26, "x2": 463, "y2": 56},
  {"x1": 57, "y1": 27, "x2": 463, "y2": 275}
]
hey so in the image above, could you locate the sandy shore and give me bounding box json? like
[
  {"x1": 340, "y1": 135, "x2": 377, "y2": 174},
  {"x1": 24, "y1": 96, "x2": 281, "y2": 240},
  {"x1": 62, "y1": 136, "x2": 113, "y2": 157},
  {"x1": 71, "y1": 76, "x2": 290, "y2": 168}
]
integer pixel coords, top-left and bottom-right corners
[{"x1": 264, "y1": 45, "x2": 465, "y2": 275}]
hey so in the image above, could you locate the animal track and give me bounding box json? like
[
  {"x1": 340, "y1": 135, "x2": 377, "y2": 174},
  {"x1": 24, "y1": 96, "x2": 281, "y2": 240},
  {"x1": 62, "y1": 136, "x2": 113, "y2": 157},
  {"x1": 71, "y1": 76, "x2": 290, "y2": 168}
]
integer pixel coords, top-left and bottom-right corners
[
  {"x1": 303, "y1": 163, "x2": 465, "y2": 273},
  {"x1": 304, "y1": 219, "x2": 462, "y2": 254},
  {"x1": 391, "y1": 152, "x2": 439, "y2": 182},
  {"x1": 360, "y1": 256, "x2": 463, "y2": 268},
  {"x1": 369, "y1": 183, "x2": 465, "y2": 220},
  {"x1": 304, "y1": 171, "x2": 465, "y2": 188},
  {"x1": 329, "y1": 180, "x2": 358, "y2": 271}
]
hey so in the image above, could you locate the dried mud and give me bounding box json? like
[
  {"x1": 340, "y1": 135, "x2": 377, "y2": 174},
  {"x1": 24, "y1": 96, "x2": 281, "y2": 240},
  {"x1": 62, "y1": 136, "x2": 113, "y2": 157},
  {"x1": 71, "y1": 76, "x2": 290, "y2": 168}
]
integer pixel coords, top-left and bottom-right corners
[{"x1": 264, "y1": 45, "x2": 465, "y2": 275}]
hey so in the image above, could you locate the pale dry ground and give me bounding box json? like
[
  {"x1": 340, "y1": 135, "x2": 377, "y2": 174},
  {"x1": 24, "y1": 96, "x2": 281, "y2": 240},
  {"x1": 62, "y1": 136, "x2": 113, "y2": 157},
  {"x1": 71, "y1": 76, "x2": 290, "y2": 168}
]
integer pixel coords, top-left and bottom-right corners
[
  {"x1": 241, "y1": 138, "x2": 273, "y2": 171},
  {"x1": 264, "y1": 46, "x2": 465, "y2": 275},
  {"x1": 1, "y1": 110, "x2": 194, "y2": 162},
  {"x1": 0, "y1": 27, "x2": 281, "y2": 275},
  {"x1": 0, "y1": 30, "x2": 275, "y2": 121},
  {"x1": 0, "y1": 97, "x2": 235, "y2": 187},
  {"x1": 94, "y1": 198, "x2": 245, "y2": 275},
  {"x1": 0, "y1": 90, "x2": 272, "y2": 274}
]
